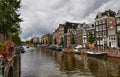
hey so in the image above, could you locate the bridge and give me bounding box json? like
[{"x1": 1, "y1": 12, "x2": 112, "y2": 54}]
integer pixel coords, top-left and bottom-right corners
[{"x1": 0, "y1": 49, "x2": 21, "y2": 77}]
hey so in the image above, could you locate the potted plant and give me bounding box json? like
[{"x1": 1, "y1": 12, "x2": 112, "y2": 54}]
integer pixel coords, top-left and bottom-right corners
[{"x1": 88, "y1": 32, "x2": 94, "y2": 48}]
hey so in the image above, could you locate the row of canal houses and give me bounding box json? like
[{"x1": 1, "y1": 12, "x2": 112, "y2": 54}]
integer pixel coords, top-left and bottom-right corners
[{"x1": 41, "y1": 10, "x2": 120, "y2": 49}]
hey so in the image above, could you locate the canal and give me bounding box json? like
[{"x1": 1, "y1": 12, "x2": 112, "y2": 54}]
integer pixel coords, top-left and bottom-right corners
[{"x1": 21, "y1": 46, "x2": 120, "y2": 77}]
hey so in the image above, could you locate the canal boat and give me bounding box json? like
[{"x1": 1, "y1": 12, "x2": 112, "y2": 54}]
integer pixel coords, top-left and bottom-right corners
[
  {"x1": 73, "y1": 48, "x2": 81, "y2": 54},
  {"x1": 48, "y1": 45, "x2": 56, "y2": 50},
  {"x1": 86, "y1": 51, "x2": 107, "y2": 57},
  {"x1": 72, "y1": 45, "x2": 81, "y2": 54},
  {"x1": 55, "y1": 46, "x2": 62, "y2": 51},
  {"x1": 62, "y1": 48, "x2": 73, "y2": 54}
]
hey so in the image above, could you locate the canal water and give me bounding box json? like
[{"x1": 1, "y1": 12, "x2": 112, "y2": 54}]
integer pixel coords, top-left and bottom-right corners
[{"x1": 21, "y1": 46, "x2": 120, "y2": 77}]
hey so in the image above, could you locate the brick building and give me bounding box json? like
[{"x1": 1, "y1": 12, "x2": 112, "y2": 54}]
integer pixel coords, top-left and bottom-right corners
[
  {"x1": 116, "y1": 10, "x2": 120, "y2": 47},
  {"x1": 95, "y1": 11, "x2": 117, "y2": 48}
]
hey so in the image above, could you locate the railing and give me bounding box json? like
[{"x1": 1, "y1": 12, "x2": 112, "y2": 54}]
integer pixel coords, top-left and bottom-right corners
[{"x1": 0, "y1": 58, "x2": 4, "y2": 77}]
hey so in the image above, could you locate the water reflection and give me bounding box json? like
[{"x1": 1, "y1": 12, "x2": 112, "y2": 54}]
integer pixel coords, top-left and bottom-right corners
[{"x1": 21, "y1": 47, "x2": 120, "y2": 77}]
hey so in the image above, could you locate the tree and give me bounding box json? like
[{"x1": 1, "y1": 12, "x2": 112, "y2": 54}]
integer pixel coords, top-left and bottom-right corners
[
  {"x1": 49, "y1": 38, "x2": 52, "y2": 45},
  {"x1": 46, "y1": 40, "x2": 48, "y2": 44},
  {"x1": 43, "y1": 40, "x2": 44, "y2": 44},
  {"x1": 9, "y1": 33, "x2": 21, "y2": 45},
  {"x1": 71, "y1": 35, "x2": 75, "y2": 44},
  {"x1": 60, "y1": 37, "x2": 64, "y2": 46},
  {"x1": 0, "y1": 0, "x2": 22, "y2": 39},
  {"x1": 117, "y1": 31, "x2": 120, "y2": 47},
  {"x1": 30, "y1": 38, "x2": 33, "y2": 44},
  {"x1": 54, "y1": 38, "x2": 57, "y2": 44},
  {"x1": 88, "y1": 32, "x2": 94, "y2": 44},
  {"x1": 103, "y1": 9, "x2": 116, "y2": 17}
]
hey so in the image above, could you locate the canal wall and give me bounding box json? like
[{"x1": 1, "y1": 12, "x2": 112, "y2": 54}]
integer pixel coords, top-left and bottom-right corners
[
  {"x1": 81, "y1": 48, "x2": 120, "y2": 58},
  {"x1": 4, "y1": 50, "x2": 21, "y2": 77}
]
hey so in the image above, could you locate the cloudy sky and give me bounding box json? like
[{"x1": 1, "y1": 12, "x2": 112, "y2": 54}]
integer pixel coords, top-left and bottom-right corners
[{"x1": 20, "y1": 0, "x2": 120, "y2": 41}]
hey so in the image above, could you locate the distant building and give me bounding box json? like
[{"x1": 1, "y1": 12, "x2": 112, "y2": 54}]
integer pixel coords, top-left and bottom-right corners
[
  {"x1": 95, "y1": 12, "x2": 117, "y2": 48},
  {"x1": 75, "y1": 23, "x2": 87, "y2": 48},
  {"x1": 59, "y1": 24, "x2": 65, "y2": 41},
  {"x1": 41, "y1": 34, "x2": 51, "y2": 45},
  {"x1": 52, "y1": 28, "x2": 60, "y2": 45},
  {"x1": 58, "y1": 24, "x2": 65, "y2": 46},
  {"x1": 63, "y1": 22, "x2": 79, "y2": 48},
  {"x1": 52, "y1": 22, "x2": 79, "y2": 47},
  {"x1": 33, "y1": 37, "x2": 39, "y2": 44}
]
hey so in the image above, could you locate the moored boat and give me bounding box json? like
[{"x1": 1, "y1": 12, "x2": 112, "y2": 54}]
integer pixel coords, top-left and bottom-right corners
[
  {"x1": 62, "y1": 48, "x2": 73, "y2": 54},
  {"x1": 72, "y1": 45, "x2": 81, "y2": 54},
  {"x1": 55, "y1": 46, "x2": 62, "y2": 51},
  {"x1": 73, "y1": 48, "x2": 81, "y2": 54},
  {"x1": 86, "y1": 51, "x2": 107, "y2": 57},
  {"x1": 48, "y1": 45, "x2": 56, "y2": 50}
]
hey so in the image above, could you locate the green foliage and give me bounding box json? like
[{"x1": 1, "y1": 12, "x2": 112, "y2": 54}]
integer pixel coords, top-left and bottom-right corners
[
  {"x1": 103, "y1": 9, "x2": 116, "y2": 17},
  {"x1": 54, "y1": 38, "x2": 57, "y2": 44},
  {"x1": 30, "y1": 38, "x2": 33, "y2": 44},
  {"x1": 60, "y1": 37, "x2": 64, "y2": 46},
  {"x1": 88, "y1": 32, "x2": 94, "y2": 44},
  {"x1": 0, "y1": 0, "x2": 22, "y2": 38},
  {"x1": 26, "y1": 40, "x2": 31, "y2": 44},
  {"x1": 9, "y1": 33, "x2": 21, "y2": 45},
  {"x1": 71, "y1": 35, "x2": 75, "y2": 44},
  {"x1": 46, "y1": 40, "x2": 48, "y2": 44},
  {"x1": 117, "y1": 31, "x2": 120, "y2": 41},
  {"x1": 43, "y1": 40, "x2": 44, "y2": 44},
  {"x1": 49, "y1": 38, "x2": 52, "y2": 45}
]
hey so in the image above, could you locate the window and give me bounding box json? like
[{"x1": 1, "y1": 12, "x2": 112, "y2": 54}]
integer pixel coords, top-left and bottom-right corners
[
  {"x1": 116, "y1": 18, "x2": 120, "y2": 24},
  {"x1": 117, "y1": 26, "x2": 120, "y2": 32},
  {"x1": 96, "y1": 21, "x2": 98, "y2": 25},
  {"x1": 99, "y1": 26, "x2": 102, "y2": 31},
  {"x1": 92, "y1": 31, "x2": 94, "y2": 34},
  {"x1": 100, "y1": 19, "x2": 102, "y2": 24},
  {"x1": 103, "y1": 25, "x2": 106, "y2": 30},
  {"x1": 97, "y1": 40, "x2": 99, "y2": 45},
  {"x1": 103, "y1": 32, "x2": 106, "y2": 37},
  {"x1": 100, "y1": 32, "x2": 102, "y2": 37},
  {"x1": 96, "y1": 26, "x2": 99, "y2": 31},
  {"x1": 96, "y1": 33, "x2": 99, "y2": 37},
  {"x1": 103, "y1": 18, "x2": 106, "y2": 23}
]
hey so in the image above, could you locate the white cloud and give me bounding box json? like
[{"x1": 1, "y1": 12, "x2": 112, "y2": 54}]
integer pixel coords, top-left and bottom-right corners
[{"x1": 20, "y1": 0, "x2": 120, "y2": 41}]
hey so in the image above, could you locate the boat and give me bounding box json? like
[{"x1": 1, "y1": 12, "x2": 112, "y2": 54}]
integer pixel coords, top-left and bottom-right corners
[
  {"x1": 55, "y1": 46, "x2": 62, "y2": 51},
  {"x1": 73, "y1": 48, "x2": 81, "y2": 54},
  {"x1": 62, "y1": 48, "x2": 73, "y2": 54},
  {"x1": 26, "y1": 46, "x2": 30, "y2": 48},
  {"x1": 86, "y1": 51, "x2": 107, "y2": 57},
  {"x1": 48, "y1": 45, "x2": 56, "y2": 50},
  {"x1": 72, "y1": 45, "x2": 81, "y2": 54}
]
